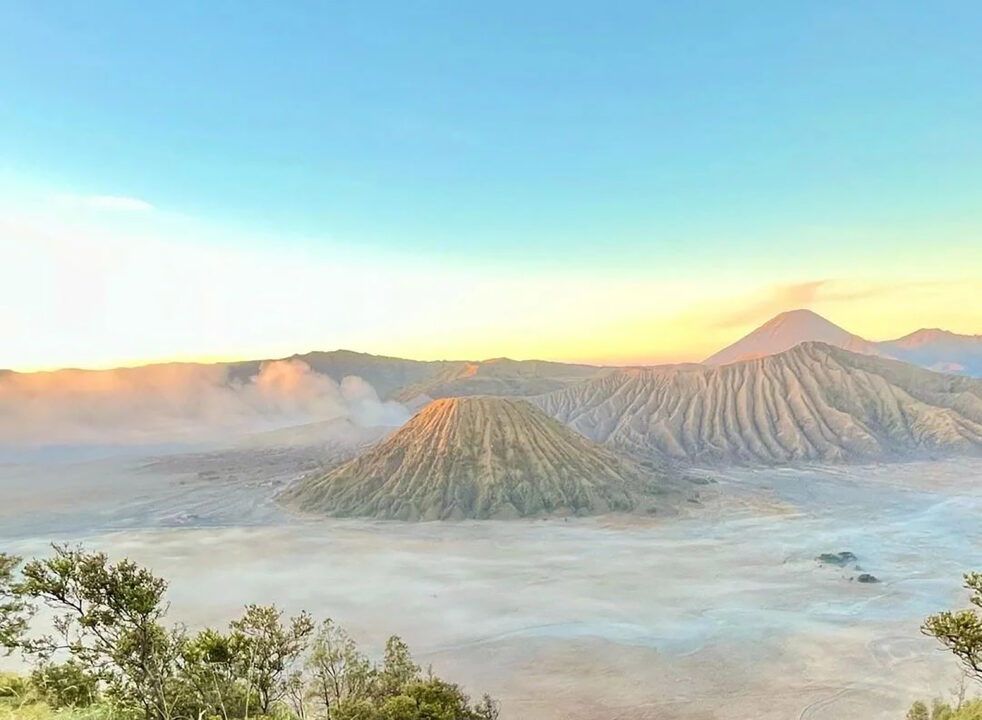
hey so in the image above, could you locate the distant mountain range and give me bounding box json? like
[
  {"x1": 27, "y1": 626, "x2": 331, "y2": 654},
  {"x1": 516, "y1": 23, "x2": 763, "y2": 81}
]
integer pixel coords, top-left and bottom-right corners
[
  {"x1": 4, "y1": 310, "x2": 980, "y2": 477},
  {"x1": 704, "y1": 309, "x2": 981, "y2": 375},
  {"x1": 221, "y1": 350, "x2": 612, "y2": 403},
  {"x1": 280, "y1": 341, "x2": 982, "y2": 524},
  {"x1": 7, "y1": 311, "x2": 978, "y2": 408},
  {"x1": 877, "y1": 328, "x2": 982, "y2": 375}
]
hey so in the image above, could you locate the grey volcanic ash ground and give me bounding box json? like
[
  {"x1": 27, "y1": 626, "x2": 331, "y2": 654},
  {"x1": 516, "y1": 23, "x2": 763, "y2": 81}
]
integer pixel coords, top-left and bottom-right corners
[{"x1": 2, "y1": 453, "x2": 981, "y2": 719}]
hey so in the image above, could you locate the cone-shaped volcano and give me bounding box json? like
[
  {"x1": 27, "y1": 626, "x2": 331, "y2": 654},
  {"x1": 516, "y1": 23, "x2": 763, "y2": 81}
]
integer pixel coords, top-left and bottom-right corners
[{"x1": 280, "y1": 396, "x2": 673, "y2": 520}]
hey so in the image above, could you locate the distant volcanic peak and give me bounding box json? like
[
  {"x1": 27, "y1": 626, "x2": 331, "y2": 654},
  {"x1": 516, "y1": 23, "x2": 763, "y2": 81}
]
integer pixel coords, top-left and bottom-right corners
[
  {"x1": 537, "y1": 343, "x2": 982, "y2": 467},
  {"x1": 704, "y1": 310, "x2": 981, "y2": 376},
  {"x1": 899, "y1": 328, "x2": 956, "y2": 340},
  {"x1": 874, "y1": 329, "x2": 982, "y2": 377},
  {"x1": 761, "y1": 308, "x2": 833, "y2": 329},
  {"x1": 886, "y1": 328, "x2": 981, "y2": 347},
  {"x1": 704, "y1": 309, "x2": 880, "y2": 366},
  {"x1": 280, "y1": 395, "x2": 673, "y2": 520}
]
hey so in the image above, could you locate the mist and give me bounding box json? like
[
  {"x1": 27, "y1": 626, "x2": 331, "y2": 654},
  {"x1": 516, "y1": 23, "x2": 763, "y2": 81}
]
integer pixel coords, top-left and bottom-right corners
[{"x1": 0, "y1": 358, "x2": 409, "y2": 448}]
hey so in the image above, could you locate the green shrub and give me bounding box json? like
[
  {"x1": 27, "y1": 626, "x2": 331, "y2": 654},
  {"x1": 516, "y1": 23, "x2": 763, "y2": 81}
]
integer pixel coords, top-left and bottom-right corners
[
  {"x1": 907, "y1": 699, "x2": 982, "y2": 720},
  {"x1": 30, "y1": 663, "x2": 99, "y2": 709},
  {"x1": 332, "y1": 699, "x2": 379, "y2": 720},
  {"x1": 0, "y1": 674, "x2": 33, "y2": 702}
]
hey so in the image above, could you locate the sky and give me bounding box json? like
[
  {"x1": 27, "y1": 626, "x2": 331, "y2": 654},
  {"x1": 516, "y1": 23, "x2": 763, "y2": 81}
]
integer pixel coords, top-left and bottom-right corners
[{"x1": 1, "y1": 1, "x2": 980, "y2": 371}]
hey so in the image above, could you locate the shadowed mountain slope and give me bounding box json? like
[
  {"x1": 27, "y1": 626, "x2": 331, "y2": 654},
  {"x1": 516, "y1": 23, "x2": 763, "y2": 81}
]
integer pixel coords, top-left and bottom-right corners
[
  {"x1": 280, "y1": 396, "x2": 677, "y2": 520},
  {"x1": 536, "y1": 343, "x2": 982, "y2": 466},
  {"x1": 877, "y1": 329, "x2": 982, "y2": 376}
]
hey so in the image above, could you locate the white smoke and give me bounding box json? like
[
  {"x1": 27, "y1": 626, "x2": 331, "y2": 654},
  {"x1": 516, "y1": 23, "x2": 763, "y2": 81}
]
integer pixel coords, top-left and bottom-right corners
[{"x1": 0, "y1": 359, "x2": 409, "y2": 447}]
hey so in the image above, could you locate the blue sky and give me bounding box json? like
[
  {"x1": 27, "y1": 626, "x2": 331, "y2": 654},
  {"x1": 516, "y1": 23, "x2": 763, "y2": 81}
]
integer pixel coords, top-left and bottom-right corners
[{"x1": 1, "y1": 2, "x2": 980, "y2": 369}]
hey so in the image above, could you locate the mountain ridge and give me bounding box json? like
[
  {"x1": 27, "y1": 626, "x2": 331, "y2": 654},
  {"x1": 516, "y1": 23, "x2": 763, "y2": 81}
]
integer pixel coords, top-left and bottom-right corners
[
  {"x1": 4, "y1": 311, "x2": 978, "y2": 409},
  {"x1": 704, "y1": 309, "x2": 981, "y2": 376},
  {"x1": 535, "y1": 342, "x2": 982, "y2": 466}
]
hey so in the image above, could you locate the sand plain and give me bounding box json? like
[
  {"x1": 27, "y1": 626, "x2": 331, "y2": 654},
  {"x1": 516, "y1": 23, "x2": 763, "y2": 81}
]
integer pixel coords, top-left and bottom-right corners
[{"x1": 2, "y1": 451, "x2": 981, "y2": 719}]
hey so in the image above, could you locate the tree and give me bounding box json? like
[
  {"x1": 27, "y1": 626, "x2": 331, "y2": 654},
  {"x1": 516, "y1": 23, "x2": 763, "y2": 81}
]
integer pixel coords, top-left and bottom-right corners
[
  {"x1": 378, "y1": 679, "x2": 497, "y2": 720},
  {"x1": 923, "y1": 572, "x2": 982, "y2": 679},
  {"x1": 0, "y1": 553, "x2": 32, "y2": 655},
  {"x1": 178, "y1": 627, "x2": 253, "y2": 720},
  {"x1": 332, "y1": 698, "x2": 379, "y2": 720},
  {"x1": 8, "y1": 544, "x2": 498, "y2": 720},
  {"x1": 229, "y1": 604, "x2": 314, "y2": 715},
  {"x1": 473, "y1": 694, "x2": 500, "y2": 720},
  {"x1": 307, "y1": 619, "x2": 373, "y2": 718},
  {"x1": 907, "y1": 701, "x2": 929, "y2": 720},
  {"x1": 377, "y1": 637, "x2": 420, "y2": 698},
  {"x1": 14, "y1": 544, "x2": 184, "y2": 720}
]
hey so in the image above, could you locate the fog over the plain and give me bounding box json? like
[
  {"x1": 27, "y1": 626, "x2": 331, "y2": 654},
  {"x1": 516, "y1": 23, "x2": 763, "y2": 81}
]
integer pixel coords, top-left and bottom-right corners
[
  {"x1": 0, "y1": 358, "x2": 409, "y2": 447},
  {"x1": 3, "y1": 454, "x2": 981, "y2": 719}
]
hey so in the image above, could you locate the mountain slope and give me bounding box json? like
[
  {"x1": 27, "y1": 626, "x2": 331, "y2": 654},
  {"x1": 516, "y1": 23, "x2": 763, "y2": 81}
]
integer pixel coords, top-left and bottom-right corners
[
  {"x1": 232, "y1": 417, "x2": 389, "y2": 451},
  {"x1": 391, "y1": 358, "x2": 610, "y2": 403},
  {"x1": 229, "y1": 351, "x2": 610, "y2": 400},
  {"x1": 536, "y1": 343, "x2": 982, "y2": 465},
  {"x1": 280, "y1": 396, "x2": 677, "y2": 520},
  {"x1": 704, "y1": 309, "x2": 882, "y2": 366},
  {"x1": 704, "y1": 310, "x2": 981, "y2": 376},
  {"x1": 876, "y1": 329, "x2": 982, "y2": 376},
  {"x1": 227, "y1": 350, "x2": 455, "y2": 399}
]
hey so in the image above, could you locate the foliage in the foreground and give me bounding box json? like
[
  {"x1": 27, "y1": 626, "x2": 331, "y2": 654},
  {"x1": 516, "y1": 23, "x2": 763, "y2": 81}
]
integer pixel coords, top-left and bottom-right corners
[
  {"x1": 908, "y1": 571, "x2": 982, "y2": 718},
  {"x1": 30, "y1": 663, "x2": 99, "y2": 709},
  {"x1": 923, "y1": 574, "x2": 982, "y2": 679},
  {"x1": 907, "y1": 699, "x2": 982, "y2": 720},
  {"x1": 1, "y1": 699, "x2": 119, "y2": 720},
  {"x1": 0, "y1": 546, "x2": 498, "y2": 720},
  {"x1": 0, "y1": 556, "x2": 32, "y2": 655}
]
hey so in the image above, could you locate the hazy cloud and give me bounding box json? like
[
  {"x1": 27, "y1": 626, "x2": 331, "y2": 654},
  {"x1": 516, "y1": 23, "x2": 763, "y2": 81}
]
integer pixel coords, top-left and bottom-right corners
[
  {"x1": 716, "y1": 280, "x2": 891, "y2": 329},
  {"x1": 0, "y1": 359, "x2": 409, "y2": 447}
]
